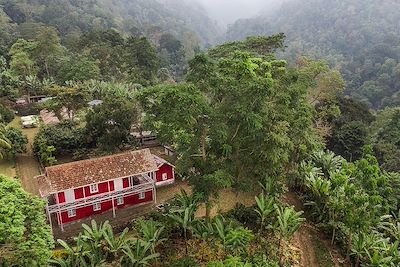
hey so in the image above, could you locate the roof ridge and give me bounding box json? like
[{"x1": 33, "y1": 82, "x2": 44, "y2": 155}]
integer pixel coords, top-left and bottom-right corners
[{"x1": 45, "y1": 148, "x2": 151, "y2": 171}]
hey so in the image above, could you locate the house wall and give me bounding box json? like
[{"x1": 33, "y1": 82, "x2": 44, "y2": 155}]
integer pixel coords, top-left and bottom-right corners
[
  {"x1": 58, "y1": 190, "x2": 153, "y2": 224},
  {"x1": 57, "y1": 181, "x2": 115, "y2": 203},
  {"x1": 155, "y1": 163, "x2": 174, "y2": 184}
]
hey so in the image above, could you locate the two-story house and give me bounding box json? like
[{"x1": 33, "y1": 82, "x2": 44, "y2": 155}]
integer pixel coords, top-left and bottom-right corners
[{"x1": 36, "y1": 148, "x2": 174, "y2": 232}]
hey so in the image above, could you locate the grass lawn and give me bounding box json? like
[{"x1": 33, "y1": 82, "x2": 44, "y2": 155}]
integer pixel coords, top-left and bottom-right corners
[
  {"x1": 0, "y1": 158, "x2": 16, "y2": 177},
  {"x1": 7, "y1": 116, "x2": 42, "y2": 195},
  {"x1": 156, "y1": 180, "x2": 257, "y2": 218}
]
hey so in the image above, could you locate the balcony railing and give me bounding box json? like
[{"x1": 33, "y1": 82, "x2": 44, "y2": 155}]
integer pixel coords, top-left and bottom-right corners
[{"x1": 47, "y1": 174, "x2": 155, "y2": 214}]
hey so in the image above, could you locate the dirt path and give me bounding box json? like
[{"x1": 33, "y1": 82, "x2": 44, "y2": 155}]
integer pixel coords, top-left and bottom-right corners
[
  {"x1": 16, "y1": 127, "x2": 41, "y2": 195},
  {"x1": 285, "y1": 192, "x2": 348, "y2": 267}
]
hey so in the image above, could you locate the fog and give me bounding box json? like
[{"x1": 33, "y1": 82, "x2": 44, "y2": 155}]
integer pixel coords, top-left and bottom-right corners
[{"x1": 196, "y1": 0, "x2": 283, "y2": 26}]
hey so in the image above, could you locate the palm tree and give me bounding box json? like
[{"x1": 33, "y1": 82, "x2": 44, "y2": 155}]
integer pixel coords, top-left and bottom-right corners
[
  {"x1": 254, "y1": 193, "x2": 275, "y2": 234},
  {"x1": 0, "y1": 124, "x2": 11, "y2": 159},
  {"x1": 120, "y1": 239, "x2": 159, "y2": 267}
]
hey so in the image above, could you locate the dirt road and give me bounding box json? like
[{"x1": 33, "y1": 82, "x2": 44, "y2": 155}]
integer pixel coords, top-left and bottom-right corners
[{"x1": 285, "y1": 192, "x2": 349, "y2": 267}]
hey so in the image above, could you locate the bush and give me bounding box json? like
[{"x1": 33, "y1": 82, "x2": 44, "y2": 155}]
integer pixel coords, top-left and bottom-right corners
[
  {"x1": 167, "y1": 257, "x2": 200, "y2": 267},
  {"x1": 33, "y1": 121, "x2": 86, "y2": 156},
  {"x1": 4, "y1": 127, "x2": 28, "y2": 157},
  {"x1": 0, "y1": 104, "x2": 15, "y2": 123},
  {"x1": 226, "y1": 203, "x2": 259, "y2": 230}
]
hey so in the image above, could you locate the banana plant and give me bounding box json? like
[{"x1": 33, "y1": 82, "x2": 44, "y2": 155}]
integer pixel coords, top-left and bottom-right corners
[
  {"x1": 275, "y1": 205, "x2": 305, "y2": 252},
  {"x1": 137, "y1": 219, "x2": 167, "y2": 254},
  {"x1": 225, "y1": 227, "x2": 254, "y2": 255},
  {"x1": 103, "y1": 225, "x2": 130, "y2": 260},
  {"x1": 254, "y1": 193, "x2": 275, "y2": 234},
  {"x1": 120, "y1": 239, "x2": 159, "y2": 267}
]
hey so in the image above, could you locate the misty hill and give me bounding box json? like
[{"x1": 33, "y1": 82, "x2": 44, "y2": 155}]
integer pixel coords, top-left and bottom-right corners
[
  {"x1": 0, "y1": 0, "x2": 221, "y2": 51},
  {"x1": 227, "y1": 0, "x2": 400, "y2": 108}
]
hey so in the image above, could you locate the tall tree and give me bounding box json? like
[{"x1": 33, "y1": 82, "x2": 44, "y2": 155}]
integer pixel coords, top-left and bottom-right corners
[
  {"x1": 33, "y1": 27, "x2": 63, "y2": 78},
  {"x1": 85, "y1": 97, "x2": 138, "y2": 151},
  {"x1": 0, "y1": 175, "x2": 54, "y2": 266}
]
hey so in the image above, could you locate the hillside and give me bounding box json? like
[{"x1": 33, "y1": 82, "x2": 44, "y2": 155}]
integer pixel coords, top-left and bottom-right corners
[
  {"x1": 226, "y1": 0, "x2": 400, "y2": 108},
  {"x1": 0, "y1": 0, "x2": 221, "y2": 53}
]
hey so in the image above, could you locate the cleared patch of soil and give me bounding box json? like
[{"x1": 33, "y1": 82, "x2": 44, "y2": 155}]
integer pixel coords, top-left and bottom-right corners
[{"x1": 285, "y1": 192, "x2": 349, "y2": 267}]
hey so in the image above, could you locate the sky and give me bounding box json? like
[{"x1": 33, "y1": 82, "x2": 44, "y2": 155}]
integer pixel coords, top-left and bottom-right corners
[{"x1": 196, "y1": 0, "x2": 275, "y2": 26}]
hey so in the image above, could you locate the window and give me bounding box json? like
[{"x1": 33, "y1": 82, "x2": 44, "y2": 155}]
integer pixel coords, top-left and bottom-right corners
[
  {"x1": 90, "y1": 184, "x2": 98, "y2": 193},
  {"x1": 93, "y1": 202, "x2": 101, "y2": 211},
  {"x1": 116, "y1": 196, "x2": 124, "y2": 205},
  {"x1": 162, "y1": 173, "x2": 168, "y2": 181},
  {"x1": 67, "y1": 209, "x2": 76, "y2": 218},
  {"x1": 138, "y1": 192, "x2": 145, "y2": 200}
]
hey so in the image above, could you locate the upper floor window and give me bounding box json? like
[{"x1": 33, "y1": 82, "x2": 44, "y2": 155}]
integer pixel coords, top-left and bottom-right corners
[{"x1": 90, "y1": 184, "x2": 99, "y2": 193}]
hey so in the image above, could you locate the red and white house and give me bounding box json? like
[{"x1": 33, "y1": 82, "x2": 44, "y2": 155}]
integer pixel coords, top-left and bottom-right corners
[{"x1": 36, "y1": 148, "x2": 174, "y2": 231}]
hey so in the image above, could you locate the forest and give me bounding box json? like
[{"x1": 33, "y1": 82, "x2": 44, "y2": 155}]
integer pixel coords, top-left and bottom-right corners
[
  {"x1": 1, "y1": 0, "x2": 400, "y2": 266},
  {"x1": 227, "y1": 0, "x2": 400, "y2": 109}
]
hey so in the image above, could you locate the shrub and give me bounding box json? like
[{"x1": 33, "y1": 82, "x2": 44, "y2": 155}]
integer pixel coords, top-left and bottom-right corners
[
  {"x1": 33, "y1": 121, "x2": 86, "y2": 156},
  {"x1": 226, "y1": 203, "x2": 259, "y2": 230},
  {"x1": 167, "y1": 257, "x2": 200, "y2": 267},
  {"x1": 0, "y1": 104, "x2": 15, "y2": 123},
  {"x1": 4, "y1": 127, "x2": 28, "y2": 157}
]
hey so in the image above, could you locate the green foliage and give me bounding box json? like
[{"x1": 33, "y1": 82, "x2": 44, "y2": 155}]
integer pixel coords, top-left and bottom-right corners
[
  {"x1": 0, "y1": 123, "x2": 11, "y2": 159},
  {"x1": 0, "y1": 175, "x2": 54, "y2": 266},
  {"x1": 327, "y1": 97, "x2": 374, "y2": 161},
  {"x1": 45, "y1": 85, "x2": 90, "y2": 121},
  {"x1": 207, "y1": 256, "x2": 252, "y2": 267},
  {"x1": 370, "y1": 109, "x2": 400, "y2": 172},
  {"x1": 57, "y1": 55, "x2": 100, "y2": 83},
  {"x1": 0, "y1": 103, "x2": 14, "y2": 123},
  {"x1": 275, "y1": 205, "x2": 304, "y2": 243},
  {"x1": 85, "y1": 97, "x2": 138, "y2": 151},
  {"x1": 227, "y1": 0, "x2": 400, "y2": 109},
  {"x1": 33, "y1": 121, "x2": 85, "y2": 157},
  {"x1": 136, "y1": 219, "x2": 166, "y2": 254},
  {"x1": 299, "y1": 149, "x2": 400, "y2": 266},
  {"x1": 4, "y1": 126, "x2": 27, "y2": 157},
  {"x1": 254, "y1": 194, "x2": 275, "y2": 233}
]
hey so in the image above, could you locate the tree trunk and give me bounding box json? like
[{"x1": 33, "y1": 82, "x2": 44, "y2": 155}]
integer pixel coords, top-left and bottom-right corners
[
  {"x1": 355, "y1": 256, "x2": 360, "y2": 267},
  {"x1": 345, "y1": 232, "x2": 352, "y2": 263},
  {"x1": 200, "y1": 126, "x2": 208, "y2": 162},
  {"x1": 45, "y1": 60, "x2": 50, "y2": 78},
  {"x1": 331, "y1": 227, "x2": 336, "y2": 245}
]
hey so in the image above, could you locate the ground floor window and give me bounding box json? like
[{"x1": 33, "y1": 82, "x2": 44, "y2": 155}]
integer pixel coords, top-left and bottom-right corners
[
  {"x1": 162, "y1": 173, "x2": 168, "y2": 181},
  {"x1": 138, "y1": 192, "x2": 145, "y2": 200},
  {"x1": 117, "y1": 196, "x2": 124, "y2": 205},
  {"x1": 67, "y1": 209, "x2": 76, "y2": 218},
  {"x1": 93, "y1": 201, "x2": 101, "y2": 211}
]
